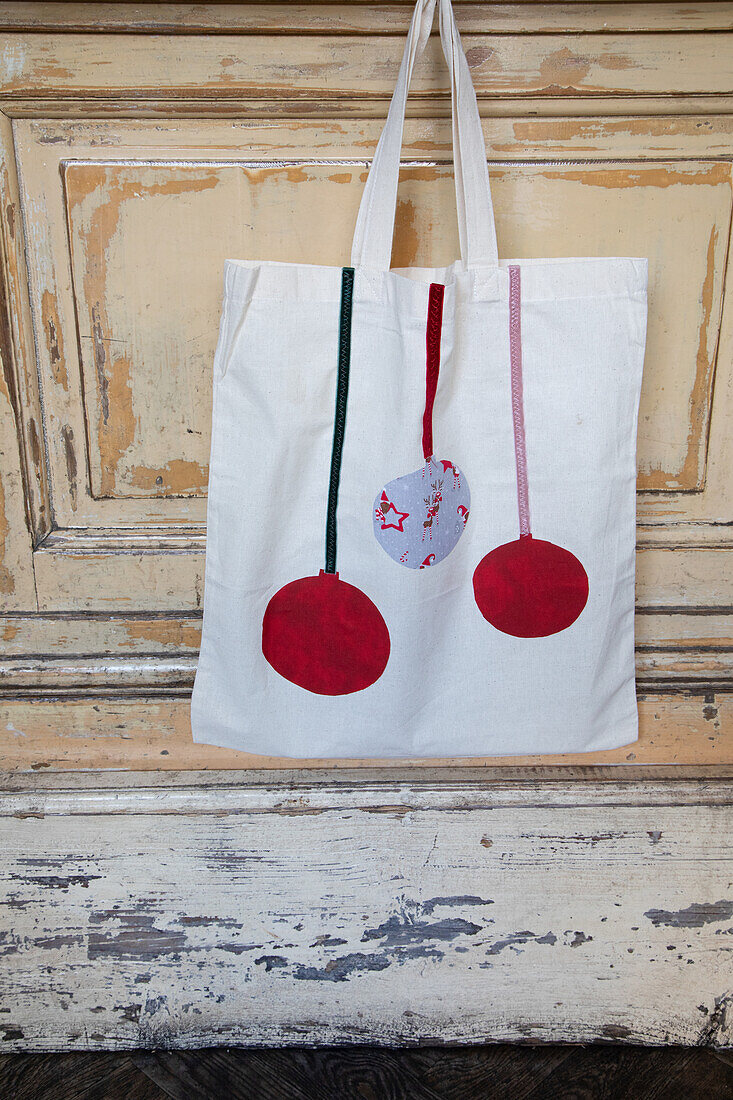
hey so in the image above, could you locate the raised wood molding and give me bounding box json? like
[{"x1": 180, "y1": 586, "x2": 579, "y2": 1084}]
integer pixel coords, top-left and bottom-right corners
[
  {"x1": 0, "y1": 647, "x2": 732, "y2": 697},
  {"x1": 2, "y1": 4, "x2": 733, "y2": 37},
  {"x1": 2, "y1": 34, "x2": 732, "y2": 107},
  {"x1": 3, "y1": 770, "x2": 732, "y2": 815}
]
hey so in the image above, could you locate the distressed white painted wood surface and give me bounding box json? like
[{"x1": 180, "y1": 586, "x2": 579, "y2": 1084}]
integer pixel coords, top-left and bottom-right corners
[{"x1": 2, "y1": 774, "x2": 732, "y2": 1049}]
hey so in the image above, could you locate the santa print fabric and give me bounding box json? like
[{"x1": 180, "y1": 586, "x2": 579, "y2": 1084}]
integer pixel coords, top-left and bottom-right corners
[{"x1": 191, "y1": 0, "x2": 647, "y2": 758}]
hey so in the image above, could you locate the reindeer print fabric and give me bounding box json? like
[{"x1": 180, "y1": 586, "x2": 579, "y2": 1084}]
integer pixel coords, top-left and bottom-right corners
[
  {"x1": 374, "y1": 458, "x2": 470, "y2": 569},
  {"x1": 373, "y1": 281, "x2": 471, "y2": 571}
]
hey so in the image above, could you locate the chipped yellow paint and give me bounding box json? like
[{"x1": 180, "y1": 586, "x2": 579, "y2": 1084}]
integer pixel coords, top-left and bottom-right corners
[
  {"x1": 5, "y1": 4, "x2": 733, "y2": 35},
  {"x1": 690, "y1": 225, "x2": 719, "y2": 487},
  {"x1": 60, "y1": 423, "x2": 78, "y2": 508},
  {"x1": 2, "y1": 30, "x2": 733, "y2": 118},
  {"x1": 497, "y1": 116, "x2": 728, "y2": 156},
  {"x1": 40, "y1": 289, "x2": 68, "y2": 391},
  {"x1": 392, "y1": 197, "x2": 420, "y2": 269},
  {"x1": 545, "y1": 163, "x2": 732, "y2": 191},
  {"x1": 120, "y1": 619, "x2": 201, "y2": 650},
  {"x1": 25, "y1": 147, "x2": 729, "y2": 522},
  {"x1": 128, "y1": 458, "x2": 208, "y2": 496},
  {"x1": 0, "y1": 694, "x2": 731, "y2": 771},
  {"x1": 537, "y1": 46, "x2": 593, "y2": 94},
  {"x1": 0, "y1": 113, "x2": 50, "y2": 574},
  {"x1": 639, "y1": 225, "x2": 721, "y2": 491},
  {"x1": 0, "y1": 468, "x2": 15, "y2": 595},
  {"x1": 66, "y1": 166, "x2": 220, "y2": 497},
  {"x1": 95, "y1": 348, "x2": 136, "y2": 499}
]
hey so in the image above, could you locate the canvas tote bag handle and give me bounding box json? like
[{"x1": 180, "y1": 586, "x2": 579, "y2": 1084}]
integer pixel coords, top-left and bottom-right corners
[{"x1": 351, "y1": 0, "x2": 498, "y2": 272}]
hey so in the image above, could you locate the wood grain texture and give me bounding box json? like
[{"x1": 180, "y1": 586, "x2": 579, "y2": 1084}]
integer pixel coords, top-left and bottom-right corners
[
  {"x1": 10, "y1": 109, "x2": 733, "y2": 620},
  {"x1": 3, "y1": 1046, "x2": 733, "y2": 1100},
  {"x1": 2, "y1": 33, "x2": 733, "y2": 104},
  {"x1": 129, "y1": 1045, "x2": 733, "y2": 1100},
  {"x1": 0, "y1": 775, "x2": 731, "y2": 1050},
  {"x1": 0, "y1": 114, "x2": 38, "y2": 609},
  {"x1": 0, "y1": 693, "x2": 730, "y2": 771},
  {"x1": 4, "y1": 4, "x2": 733, "y2": 35},
  {"x1": 0, "y1": 110, "x2": 47, "y2": 545},
  {"x1": 0, "y1": 1052, "x2": 168, "y2": 1100},
  {"x1": 1, "y1": 648, "x2": 732, "y2": 697},
  {"x1": 0, "y1": 606, "x2": 731, "y2": 656}
]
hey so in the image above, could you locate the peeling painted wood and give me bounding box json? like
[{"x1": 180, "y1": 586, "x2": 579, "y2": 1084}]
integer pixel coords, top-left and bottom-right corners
[
  {"x1": 2, "y1": 33, "x2": 733, "y2": 103},
  {"x1": 19, "y1": 114, "x2": 733, "y2": 162},
  {"x1": 25, "y1": 544, "x2": 733, "y2": 612},
  {"x1": 0, "y1": 647, "x2": 732, "y2": 697},
  {"x1": 4, "y1": 4, "x2": 733, "y2": 36},
  {"x1": 0, "y1": 775, "x2": 731, "y2": 1049},
  {"x1": 6, "y1": 770, "x2": 733, "y2": 805},
  {"x1": 54, "y1": 156, "x2": 731, "y2": 500},
  {"x1": 0, "y1": 117, "x2": 41, "y2": 610},
  {"x1": 8, "y1": 95, "x2": 733, "y2": 122},
  {"x1": 64, "y1": 162, "x2": 219, "y2": 501},
  {"x1": 0, "y1": 692, "x2": 732, "y2": 771},
  {"x1": 0, "y1": 613, "x2": 206, "y2": 657},
  {"x1": 0, "y1": 112, "x2": 49, "y2": 552},
  {"x1": 12, "y1": 112, "x2": 733, "y2": 563},
  {"x1": 0, "y1": 13, "x2": 731, "y2": 765},
  {"x1": 1, "y1": 606, "x2": 732, "y2": 658}
]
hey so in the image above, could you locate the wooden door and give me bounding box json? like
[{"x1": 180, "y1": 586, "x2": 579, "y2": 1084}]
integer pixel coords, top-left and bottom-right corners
[{"x1": 0, "y1": 2, "x2": 731, "y2": 1049}]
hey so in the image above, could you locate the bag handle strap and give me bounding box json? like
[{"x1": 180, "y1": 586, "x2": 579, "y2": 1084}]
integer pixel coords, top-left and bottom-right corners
[
  {"x1": 350, "y1": 0, "x2": 498, "y2": 272},
  {"x1": 438, "y1": 0, "x2": 498, "y2": 270},
  {"x1": 350, "y1": 0, "x2": 437, "y2": 272}
]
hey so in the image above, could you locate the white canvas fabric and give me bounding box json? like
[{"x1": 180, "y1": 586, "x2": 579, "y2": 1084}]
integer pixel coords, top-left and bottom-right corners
[{"x1": 191, "y1": 0, "x2": 647, "y2": 758}]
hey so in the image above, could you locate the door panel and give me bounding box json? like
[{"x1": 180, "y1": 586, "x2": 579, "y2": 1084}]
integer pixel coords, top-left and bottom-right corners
[
  {"x1": 0, "y1": 7, "x2": 732, "y2": 769},
  {"x1": 10, "y1": 117, "x2": 733, "y2": 616}
]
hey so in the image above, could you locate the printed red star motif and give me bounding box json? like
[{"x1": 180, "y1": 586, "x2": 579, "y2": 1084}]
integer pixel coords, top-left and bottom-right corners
[{"x1": 378, "y1": 492, "x2": 409, "y2": 533}]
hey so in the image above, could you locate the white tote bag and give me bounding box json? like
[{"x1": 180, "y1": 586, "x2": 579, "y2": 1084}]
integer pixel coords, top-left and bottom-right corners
[{"x1": 192, "y1": 0, "x2": 647, "y2": 759}]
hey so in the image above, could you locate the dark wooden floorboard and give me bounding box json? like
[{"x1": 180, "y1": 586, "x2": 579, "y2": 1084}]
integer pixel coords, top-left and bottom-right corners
[
  {"x1": 519, "y1": 1045, "x2": 733, "y2": 1100},
  {"x1": 133, "y1": 1046, "x2": 447, "y2": 1100},
  {"x1": 715, "y1": 1049, "x2": 733, "y2": 1071},
  {"x1": 406, "y1": 1043, "x2": 575, "y2": 1099},
  {"x1": 0, "y1": 1051, "x2": 169, "y2": 1100},
  {"x1": 1, "y1": 1045, "x2": 732, "y2": 1100}
]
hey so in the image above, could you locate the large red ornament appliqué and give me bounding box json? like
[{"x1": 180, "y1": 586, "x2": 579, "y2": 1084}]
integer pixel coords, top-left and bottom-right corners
[
  {"x1": 262, "y1": 268, "x2": 390, "y2": 694},
  {"x1": 473, "y1": 536, "x2": 588, "y2": 639},
  {"x1": 473, "y1": 266, "x2": 589, "y2": 638},
  {"x1": 262, "y1": 571, "x2": 390, "y2": 695}
]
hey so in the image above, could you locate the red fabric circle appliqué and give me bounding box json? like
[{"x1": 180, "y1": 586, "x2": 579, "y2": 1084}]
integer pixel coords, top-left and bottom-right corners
[
  {"x1": 473, "y1": 536, "x2": 589, "y2": 638},
  {"x1": 262, "y1": 570, "x2": 391, "y2": 695}
]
